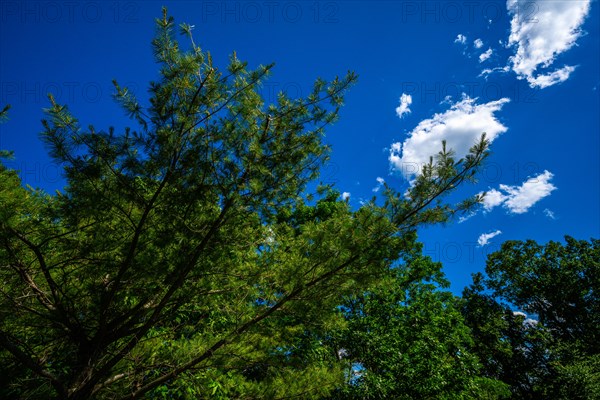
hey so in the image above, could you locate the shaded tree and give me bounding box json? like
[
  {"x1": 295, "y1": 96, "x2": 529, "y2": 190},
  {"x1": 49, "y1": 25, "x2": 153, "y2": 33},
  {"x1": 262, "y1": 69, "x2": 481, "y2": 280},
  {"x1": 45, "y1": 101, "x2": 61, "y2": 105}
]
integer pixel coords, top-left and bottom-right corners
[
  {"x1": 461, "y1": 274, "x2": 551, "y2": 399},
  {"x1": 462, "y1": 237, "x2": 600, "y2": 399}
]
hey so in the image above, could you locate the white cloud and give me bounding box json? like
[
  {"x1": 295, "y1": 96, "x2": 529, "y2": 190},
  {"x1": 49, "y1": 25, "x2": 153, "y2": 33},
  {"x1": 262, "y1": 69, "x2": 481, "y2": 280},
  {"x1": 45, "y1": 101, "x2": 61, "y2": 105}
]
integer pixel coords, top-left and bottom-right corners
[
  {"x1": 479, "y1": 65, "x2": 511, "y2": 78},
  {"x1": 265, "y1": 227, "x2": 276, "y2": 245},
  {"x1": 481, "y1": 171, "x2": 557, "y2": 214},
  {"x1": 474, "y1": 38, "x2": 484, "y2": 49},
  {"x1": 372, "y1": 177, "x2": 385, "y2": 193},
  {"x1": 544, "y1": 208, "x2": 556, "y2": 220},
  {"x1": 524, "y1": 318, "x2": 539, "y2": 327},
  {"x1": 527, "y1": 65, "x2": 576, "y2": 89},
  {"x1": 482, "y1": 188, "x2": 506, "y2": 212},
  {"x1": 342, "y1": 192, "x2": 351, "y2": 201},
  {"x1": 502, "y1": 171, "x2": 556, "y2": 214},
  {"x1": 458, "y1": 211, "x2": 476, "y2": 224},
  {"x1": 513, "y1": 311, "x2": 538, "y2": 328},
  {"x1": 478, "y1": 230, "x2": 502, "y2": 247},
  {"x1": 507, "y1": 0, "x2": 591, "y2": 88},
  {"x1": 395, "y1": 93, "x2": 413, "y2": 119},
  {"x1": 479, "y1": 48, "x2": 493, "y2": 63},
  {"x1": 389, "y1": 96, "x2": 510, "y2": 179},
  {"x1": 455, "y1": 34, "x2": 467, "y2": 44}
]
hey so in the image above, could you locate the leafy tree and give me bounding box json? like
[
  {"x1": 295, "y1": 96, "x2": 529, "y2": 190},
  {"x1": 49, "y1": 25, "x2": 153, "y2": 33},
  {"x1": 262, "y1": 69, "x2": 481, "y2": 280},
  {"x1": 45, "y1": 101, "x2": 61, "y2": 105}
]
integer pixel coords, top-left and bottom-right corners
[
  {"x1": 461, "y1": 274, "x2": 551, "y2": 399},
  {"x1": 462, "y1": 237, "x2": 600, "y2": 399},
  {"x1": 0, "y1": 9, "x2": 489, "y2": 399},
  {"x1": 485, "y1": 236, "x2": 600, "y2": 354},
  {"x1": 329, "y1": 251, "x2": 509, "y2": 400}
]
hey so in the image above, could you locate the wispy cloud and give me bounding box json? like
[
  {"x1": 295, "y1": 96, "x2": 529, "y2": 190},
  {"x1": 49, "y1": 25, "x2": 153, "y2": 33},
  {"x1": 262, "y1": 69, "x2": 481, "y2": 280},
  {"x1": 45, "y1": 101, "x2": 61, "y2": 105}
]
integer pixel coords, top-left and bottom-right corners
[
  {"x1": 482, "y1": 171, "x2": 557, "y2": 214},
  {"x1": 507, "y1": 0, "x2": 591, "y2": 88},
  {"x1": 527, "y1": 66, "x2": 577, "y2": 89},
  {"x1": 479, "y1": 65, "x2": 510, "y2": 78},
  {"x1": 473, "y1": 38, "x2": 484, "y2": 49},
  {"x1": 543, "y1": 208, "x2": 556, "y2": 220},
  {"x1": 389, "y1": 95, "x2": 509, "y2": 179},
  {"x1": 455, "y1": 34, "x2": 467, "y2": 44},
  {"x1": 479, "y1": 48, "x2": 493, "y2": 63},
  {"x1": 372, "y1": 177, "x2": 385, "y2": 193},
  {"x1": 458, "y1": 211, "x2": 477, "y2": 224},
  {"x1": 395, "y1": 93, "x2": 413, "y2": 119},
  {"x1": 513, "y1": 311, "x2": 538, "y2": 328},
  {"x1": 477, "y1": 230, "x2": 502, "y2": 247}
]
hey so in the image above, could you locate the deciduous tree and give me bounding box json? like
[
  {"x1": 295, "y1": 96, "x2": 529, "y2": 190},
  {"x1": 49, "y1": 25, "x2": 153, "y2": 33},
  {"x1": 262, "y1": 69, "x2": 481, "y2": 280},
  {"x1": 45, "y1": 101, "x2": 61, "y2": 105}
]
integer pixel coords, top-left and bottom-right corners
[
  {"x1": 462, "y1": 237, "x2": 600, "y2": 399},
  {"x1": 329, "y1": 251, "x2": 509, "y2": 399}
]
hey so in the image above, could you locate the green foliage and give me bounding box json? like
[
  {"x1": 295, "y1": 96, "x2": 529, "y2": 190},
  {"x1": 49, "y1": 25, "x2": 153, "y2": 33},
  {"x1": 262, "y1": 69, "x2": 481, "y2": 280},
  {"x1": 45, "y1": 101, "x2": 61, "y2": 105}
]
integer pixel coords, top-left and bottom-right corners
[
  {"x1": 0, "y1": 9, "x2": 489, "y2": 400},
  {"x1": 462, "y1": 237, "x2": 600, "y2": 399},
  {"x1": 485, "y1": 236, "x2": 600, "y2": 353},
  {"x1": 461, "y1": 277, "x2": 551, "y2": 398},
  {"x1": 329, "y1": 253, "x2": 510, "y2": 400},
  {"x1": 547, "y1": 353, "x2": 600, "y2": 399}
]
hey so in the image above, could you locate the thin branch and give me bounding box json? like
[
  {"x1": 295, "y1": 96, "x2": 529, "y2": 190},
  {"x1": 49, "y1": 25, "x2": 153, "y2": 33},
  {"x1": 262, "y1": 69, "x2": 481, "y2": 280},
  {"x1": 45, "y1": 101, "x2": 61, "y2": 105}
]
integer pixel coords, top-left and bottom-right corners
[
  {"x1": 398, "y1": 151, "x2": 485, "y2": 227},
  {"x1": 76, "y1": 199, "x2": 234, "y2": 397},
  {"x1": 180, "y1": 68, "x2": 272, "y2": 138},
  {"x1": 121, "y1": 254, "x2": 360, "y2": 399},
  {"x1": 0, "y1": 329, "x2": 68, "y2": 398},
  {"x1": 8, "y1": 228, "x2": 63, "y2": 304}
]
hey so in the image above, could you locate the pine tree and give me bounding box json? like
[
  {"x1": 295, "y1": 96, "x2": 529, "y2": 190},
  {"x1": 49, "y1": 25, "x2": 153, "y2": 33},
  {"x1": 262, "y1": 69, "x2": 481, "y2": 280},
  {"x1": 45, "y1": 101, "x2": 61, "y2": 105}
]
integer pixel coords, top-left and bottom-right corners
[{"x1": 0, "y1": 9, "x2": 488, "y2": 399}]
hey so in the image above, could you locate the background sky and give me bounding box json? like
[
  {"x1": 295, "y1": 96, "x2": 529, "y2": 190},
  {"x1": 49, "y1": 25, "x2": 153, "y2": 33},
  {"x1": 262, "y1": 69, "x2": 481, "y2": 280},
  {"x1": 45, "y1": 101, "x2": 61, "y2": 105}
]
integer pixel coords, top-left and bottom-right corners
[{"x1": 1, "y1": 0, "x2": 598, "y2": 293}]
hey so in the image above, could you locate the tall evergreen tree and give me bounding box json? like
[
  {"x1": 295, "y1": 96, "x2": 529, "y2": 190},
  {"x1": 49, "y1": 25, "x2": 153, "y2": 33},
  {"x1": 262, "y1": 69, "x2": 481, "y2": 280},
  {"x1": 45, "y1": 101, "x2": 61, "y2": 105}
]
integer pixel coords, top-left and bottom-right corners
[{"x1": 0, "y1": 9, "x2": 488, "y2": 399}]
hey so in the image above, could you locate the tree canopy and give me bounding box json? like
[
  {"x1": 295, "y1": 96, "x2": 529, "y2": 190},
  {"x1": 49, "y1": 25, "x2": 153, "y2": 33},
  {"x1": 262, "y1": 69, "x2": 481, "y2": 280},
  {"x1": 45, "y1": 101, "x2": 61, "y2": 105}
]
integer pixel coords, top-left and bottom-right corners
[
  {"x1": 462, "y1": 237, "x2": 600, "y2": 399},
  {"x1": 1, "y1": 12, "x2": 597, "y2": 397},
  {"x1": 327, "y1": 250, "x2": 510, "y2": 400},
  {"x1": 0, "y1": 9, "x2": 489, "y2": 400}
]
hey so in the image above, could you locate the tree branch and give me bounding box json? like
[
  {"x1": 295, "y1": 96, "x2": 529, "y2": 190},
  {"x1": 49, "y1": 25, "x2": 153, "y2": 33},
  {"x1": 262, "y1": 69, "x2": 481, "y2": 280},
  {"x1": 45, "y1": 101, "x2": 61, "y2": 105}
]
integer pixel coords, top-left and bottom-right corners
[
  {"x1": 121, "y1": 253, "x2": 360, "y2": 399},
  {"x1": 0, "y1": 329, "x2": 68, "y2": 398}
]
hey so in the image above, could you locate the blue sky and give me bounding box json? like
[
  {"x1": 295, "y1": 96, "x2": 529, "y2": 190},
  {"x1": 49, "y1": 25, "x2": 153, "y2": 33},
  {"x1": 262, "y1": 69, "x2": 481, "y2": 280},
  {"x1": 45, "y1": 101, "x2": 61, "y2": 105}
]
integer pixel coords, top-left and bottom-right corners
[{"x1": 1, "y1": 0, "x2": 598, "y2": 293}]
